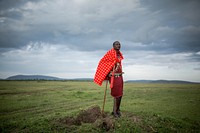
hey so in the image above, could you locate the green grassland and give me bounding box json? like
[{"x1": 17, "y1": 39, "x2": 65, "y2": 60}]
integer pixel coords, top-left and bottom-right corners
[{"x1": 0, "y1": 81, "x2": 200, "y2": 132}]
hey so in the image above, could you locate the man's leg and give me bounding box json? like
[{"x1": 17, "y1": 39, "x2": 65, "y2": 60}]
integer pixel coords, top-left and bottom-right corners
[
  {"x1": 112, "y1": 98, "x2": 118, "y2": 117},
  {"x1": 116, "y1": 96, "x2": 122, "y2": 117}
]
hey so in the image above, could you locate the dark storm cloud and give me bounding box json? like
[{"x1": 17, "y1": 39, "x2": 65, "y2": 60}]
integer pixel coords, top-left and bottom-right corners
[
  {"x1": 0, "y1": 0, "x2": 41, "y2": 9},
  {"x1": 0, "y1": 0, "x2": 200, "y2": 54},
  {"x1": 0, "y1": 0, "x2": 200, "y2": 81},
  {"x1": 0, "y1": 0, "x2": 25, "y2": 10},
  {"x1": 0, "y1": 0, "x2": 137, "y2": 51},
  {"x1": 0, "y1": 0, "x2": 42, "y2": 50},
  {"x1": 137, "y1": 0, "x2": 200, "y2": 53}
]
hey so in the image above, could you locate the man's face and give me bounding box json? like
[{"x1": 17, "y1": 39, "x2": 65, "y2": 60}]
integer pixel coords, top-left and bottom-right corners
[{"x1": 113, "y1": 42, "x2": 121, "y2": 51}]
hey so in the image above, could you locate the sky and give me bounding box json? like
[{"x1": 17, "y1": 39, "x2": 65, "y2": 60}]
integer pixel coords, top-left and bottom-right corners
[{"x1": 0, "y1": 0, "x2": 200, "y2": 82}]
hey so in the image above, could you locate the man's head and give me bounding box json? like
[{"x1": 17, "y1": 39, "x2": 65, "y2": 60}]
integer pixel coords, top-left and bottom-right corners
[{"x1": 113, "y1": 41, "x2": 121, "y2": 51}]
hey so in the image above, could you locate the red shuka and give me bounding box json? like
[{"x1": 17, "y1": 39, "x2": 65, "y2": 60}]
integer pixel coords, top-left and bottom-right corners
[
  {"x1": 94, "y1": 48, "x2": 123, "y2": 87},
  {"x1": 110, "y1": 56, "x2": 124, "y2": 97}
]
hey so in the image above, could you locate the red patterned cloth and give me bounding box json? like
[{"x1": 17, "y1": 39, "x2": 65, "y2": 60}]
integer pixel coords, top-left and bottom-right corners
[{"x1": 94, "y1": 48, "x2": 123, "y2": 87}]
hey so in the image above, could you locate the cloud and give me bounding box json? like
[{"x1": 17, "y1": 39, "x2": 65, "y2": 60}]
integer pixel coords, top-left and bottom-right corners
[
  {"x1": 124, "y1": 63, "x2": 200, "y2": 82},
  {"x1": 0, "y1": 0, "x2": 141, "y2": 50},
  {"x1": 1, "y1": 0, "x2": 200, "y2": 52},
  {"x1": 0, "y1": 0, "x2": 200, "y2": 81},
  {"x1": 0, "y1": 41, "x2": 102, "y2": 78},
  {"x1": 1, "y1": 41, "x2": 198, "y2": 81}
]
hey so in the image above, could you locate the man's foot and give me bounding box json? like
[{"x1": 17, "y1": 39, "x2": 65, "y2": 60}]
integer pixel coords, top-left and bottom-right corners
[
  {"x1": 111, "y1": 112, "x2": 120, "y2": 118},
  {"x1": 117, "y1": 110, "x2": 121, "y2": 117}
]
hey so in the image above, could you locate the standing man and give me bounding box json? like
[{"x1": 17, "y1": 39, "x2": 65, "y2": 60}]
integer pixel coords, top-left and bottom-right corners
[{"x1": 94, "y1": 41, "x2": 124, "y2": 117}]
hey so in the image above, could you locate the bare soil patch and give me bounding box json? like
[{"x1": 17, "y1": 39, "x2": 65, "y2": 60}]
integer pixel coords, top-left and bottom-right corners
[
  {"x1": 57, "y1": 105, "x2": 143, "y2": 132},
  {"x1": 60, "y1": 105, "x2": 114, "y2": 131}
]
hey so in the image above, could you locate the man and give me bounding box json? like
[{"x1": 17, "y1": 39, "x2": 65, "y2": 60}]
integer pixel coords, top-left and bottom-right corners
[{"x1": 94, "y1": 41, "x2": 124, "y2": 117}]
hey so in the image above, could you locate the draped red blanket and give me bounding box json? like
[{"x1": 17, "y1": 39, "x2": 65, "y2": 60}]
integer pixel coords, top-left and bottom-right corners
[{"x1": 94, "y1": 48, "x2": 123, "y2": 86}]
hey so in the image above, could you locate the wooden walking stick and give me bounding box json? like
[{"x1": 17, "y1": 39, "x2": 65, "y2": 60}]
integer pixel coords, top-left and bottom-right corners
[
  {"x1": 102, "y1": 66, "x2": 115, "y2": 114},
  {"x1": 102, "y1": 79, "x2": 108, "y2": 114}
]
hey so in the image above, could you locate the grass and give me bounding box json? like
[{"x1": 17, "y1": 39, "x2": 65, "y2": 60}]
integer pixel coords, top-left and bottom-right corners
[{"x1": 0, "y1": 81, "x2": 200, "y2": 132}]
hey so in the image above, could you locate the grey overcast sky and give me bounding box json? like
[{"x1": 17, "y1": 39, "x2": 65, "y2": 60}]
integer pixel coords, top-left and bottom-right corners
[{"x1": 0, "y1": 0, "x2": 200, "y2": 82}]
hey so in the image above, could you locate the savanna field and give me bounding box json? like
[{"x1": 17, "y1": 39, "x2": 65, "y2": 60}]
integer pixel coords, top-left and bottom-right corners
[{"x1": 0, "y1": 81, "x2": 200, "y2": 132}]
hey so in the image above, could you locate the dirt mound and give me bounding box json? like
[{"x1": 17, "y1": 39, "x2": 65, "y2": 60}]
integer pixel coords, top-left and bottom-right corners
[
  {"x1": 62, "y1": 105, "x2": 114, "y2": 131},
  {"x1": 94, "y1": 117, "x2": 114, "y2": 131},
  {"x1": 76, "y1": 105, "x2": 102, "y2": 123},
  {"x1": 55, "y1": 106, "x2": 164, "y2": 132}
]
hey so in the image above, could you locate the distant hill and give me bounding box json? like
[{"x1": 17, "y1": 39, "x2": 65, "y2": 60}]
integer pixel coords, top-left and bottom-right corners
[
  {"x1": 126, "y1": 80, "x2": 199, "y2": 84},
  {"x1": 70, "y1": 78, "x2": 93, "y2": 81},
  {"x1": 4, "y1": 75, "x2": 199, "y2": 84},
  {"x1": 6, "y1": 75, "x2": 62, "y2": 80},
  {"x1": 5, "y1": 75, "x2": 94, "y2": 81}
]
